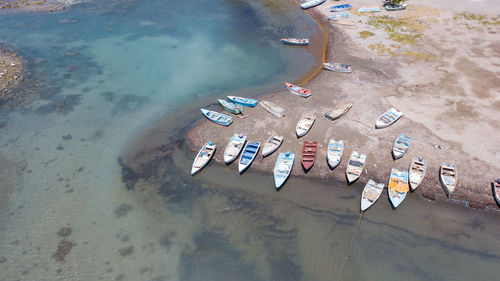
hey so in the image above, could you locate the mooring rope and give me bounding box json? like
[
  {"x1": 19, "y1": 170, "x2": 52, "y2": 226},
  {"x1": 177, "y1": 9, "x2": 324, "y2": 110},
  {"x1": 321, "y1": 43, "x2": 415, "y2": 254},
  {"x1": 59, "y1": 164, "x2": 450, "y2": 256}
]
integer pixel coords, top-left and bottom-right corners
[{"x1": 336, "y1": 212, "x2": 363, "y2": 281}]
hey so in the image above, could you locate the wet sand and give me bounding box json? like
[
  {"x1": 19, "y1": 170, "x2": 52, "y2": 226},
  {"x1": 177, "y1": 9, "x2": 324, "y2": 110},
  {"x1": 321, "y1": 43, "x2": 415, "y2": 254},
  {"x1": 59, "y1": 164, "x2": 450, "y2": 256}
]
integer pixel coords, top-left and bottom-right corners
[{"x1": 184, "y1": 1, "x2": 500, "y2": 209}]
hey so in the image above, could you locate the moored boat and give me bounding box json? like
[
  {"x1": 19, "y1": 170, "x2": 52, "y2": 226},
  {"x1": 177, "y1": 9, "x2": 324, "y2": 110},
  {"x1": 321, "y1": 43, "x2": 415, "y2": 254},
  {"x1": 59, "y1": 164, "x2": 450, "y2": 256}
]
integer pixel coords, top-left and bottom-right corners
[
  {"x1": 409, "y1": 157, "x2": 426, "y2": 191},
  {"x1": 330, "y1": 4, "x2": 352, "y2": 12},
  {"x1": 274, "y1": 151, "x2": 295, "y2": 189},
  {"x1": 327, "y1": 12, "x2": 349, "y2": 21},
  {"x1": 385, "y1": 3, "x2": 408, "y2": 11},
  {"x1": 361, "y1": 180, "x2": 385, "y2": 211},
  {"x1": 325, "y1": 103, "x2": 352, "y2": 120},
  {"x1": 392, "y1": 133, "x2": 411, "y2": 159},
  {"x1": 223, "y1": 134, "x2": 246, "y2": 164},
  {"x1": 323, "y1": 63, "x2": 352, "y2": 73},
  {"x1": 284, "y1": 82, "x2": 312, "y2": 98},
  {"x1": 296, "y1": 113, "x2": 316, "y2": 138},
  {"x1": 227, "y1": 96, "x2": 258, "y2": 107},
  {"x1": 301, "y1": 141, "x2": 318, "y2": 171},
  {"x1": 260, "y1": 100, "x2": 285, "y2": 118},
  {"x1": 388, "y1": 168, "x2": 409, "y2": 208},
  {"x1": 492, "y1": 179, "x2": 500, "y2": 207},
  {"x1": 201, "y1": 108, "x2": 233, "y2": 126},
  {"x1": 218, "y1": 99, "x2": 243, "y2": 115},
  {"x1": 326, "y1": 139, "x2": 344, "y2": 169},
  {"x1": 281, "y1": 38, "x2": 309, "y2": 46},
  {"x1": 375, "y1": 107, "x2": 403, "y2": 129},
  {"x1": 191, "y1": 141, "x2": 216, "y2": 175},
  {"x1": 440, "y1": 163, "x2": 457, "y2": 197},
  {"x1": 300, "y1": 0, "x2": 325, "y2": 9},
  {"x1": 238, "y1": 141, "x2": 261, "y2": 174},
  {"x1": 262, "y1": 135, "x2": 283, "y2": 157},
  {"x1": 358, "y1": 6, "x2": 381, "y2": 13},
  {"x1": 346, "y1": 151, "x2": 366, "y2": 184}
]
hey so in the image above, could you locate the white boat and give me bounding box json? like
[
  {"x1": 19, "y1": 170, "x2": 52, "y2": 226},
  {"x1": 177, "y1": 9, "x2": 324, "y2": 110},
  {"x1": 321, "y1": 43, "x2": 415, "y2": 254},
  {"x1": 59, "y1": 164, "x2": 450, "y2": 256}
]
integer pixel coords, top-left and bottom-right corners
[
  {"x1": 326, "y1": 139, "x2": 343, "y2": 169},
  {"x1": 262, "y1": 135, "x2": 283, "y2": 157},
  {"x1": 392, "y1": 133, "x2": 411, "y2": 159},
  {"x1": 328, "y1": 12, "x2": 349, "y2": 21},
  {"x1": 375, "y1": 107, "x2": 403, "y2": 128},
  {"x1": 333, "y1": 20, "x2": 355, "y2": 26},
  {"x1": 223, "y1": 134, "x2": 246, "y2": 164},
  {"x1": 274, "y1": 151, "x2": 295, "y2": 189},
  {"x1": 361, "y1": 180, "x2": 385, "y2": 211},
  {"x1": 358, "y1": 6, "x2": 381, "y2": 13},
  {"x1": 191, "y1": 141, "x2": 216, "y2": 175},
  {"x1": 346, "y1": 151, "x2": 366, "y2": 184},
  {"x1": 296, "y1": 113, "x2": 316, "y2": 138},
  {"x1": 260, "y1": 100, "x2": 285, "y2": 118},
  {"x1": 409, "y1": 157, "x2": 426, "y2": 191},
  {"x1": 325, "y1": 103, "x2": 352, "y2": 120},
  {"x1": 388, "y1": 168, "x2": 409, "y2": 208},
  {"x1": 300, "y1": 0, "x2": 325, "y2": 9},
  {"x1": 440, "y1": 163, "x2": 457, "y2": 197},
  {"x1": 323, "y1": 63, "x2": 352, "y2": 73}
]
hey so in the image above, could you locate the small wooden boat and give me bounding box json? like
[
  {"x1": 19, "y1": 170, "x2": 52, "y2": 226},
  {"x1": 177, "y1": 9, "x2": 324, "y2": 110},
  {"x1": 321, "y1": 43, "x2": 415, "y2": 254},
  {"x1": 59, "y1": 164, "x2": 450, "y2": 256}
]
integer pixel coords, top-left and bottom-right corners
[
  {"x1": 385, "y1": 3, "x2": 408, "y2": 11},
  {"x1": 333, "y1": 21, "x2": 355, "y2": 26},
  {"x1": 260, "y1": 100, "x2": 285, "y2": 118},
  {"x1": 440, "y1": 163, "x2": 457, "y2": 197},
  {"x1": 191, "y1": 141, "x2": 216, "y2": 175},
  {"x1": 346, "y1": 151, "x2": 366, "y2": 184},
  {"x1": 274, "y1": 151, "x2": 295, "y2": 189},
  {"x1": 330, "y1": 4, "x2": 352, "y2": 12},
  {"x1": 392, "y1": 133, "x2": 411, "y2": 159},
  {"x1": 201, "y1": 108, "x2": 233, "y2": 126},
  {"x1": 223, "y1": 134, "x2": 246, "y2": 164},
  {"x1": 218, "y1": 99, "x2": 243, "y2": 115},
  {"x1": 296, "y1": 113, "x2": 316, "y2": 138},
  {"x1": 327, "y1": 12, "x2": 349, "y2": 21},
  {"x1": 262, "y1": 135, "x2": 283, "y2": 157},
  {"x1": 238, "y1": 141, "x2": 260, "y2": 174},
  {"x1": 227, "y1": 96, "x2": 258, "y2": 107},
  {"x1": 361, "y1": 180, "x2": 385, "y2": 211},
  {"x1": 280, "y1": 38, "x2": 309, "y2": 46},
  {"x1": 358, "y1": 6, "x2": 381, "y2": 13},
  {"x1": 375, "y1": 107, "x2": 403, "y2": 129},
  {"x1": 301, "y1": 141, "x2": 318, "y2": 171},
  {"x1": 409, "y1": 157, "x2": 426, "y2": 191},
  {"x1": 323, "y1": 63, "x2": 352, "y2": 73},
  {"x1": 325, "y1": 103, "x2": 352, "y2": 120},
  {"x1": 492, "y1": 179, "x2": 500, "y2": 207},
  {"x1": 284, "y1": 82, "x2": 312, "y2": 98},
  {"x1": 388, "y1": 168, "x2": 409, "y2": 208},
  {"x1": 300, "y1": 0, "x2": 325, "y2": 9},
  {"x1": 326, "y1": 139, "x2": 343, "y2": 169}
]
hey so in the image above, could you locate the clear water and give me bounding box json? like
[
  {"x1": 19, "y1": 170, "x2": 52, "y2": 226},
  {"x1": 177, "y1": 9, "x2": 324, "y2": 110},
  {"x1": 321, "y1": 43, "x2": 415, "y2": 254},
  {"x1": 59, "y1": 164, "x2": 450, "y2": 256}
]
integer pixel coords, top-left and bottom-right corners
[{"x1": 0, "y1": 0, "x2": 499, "y2": 280}]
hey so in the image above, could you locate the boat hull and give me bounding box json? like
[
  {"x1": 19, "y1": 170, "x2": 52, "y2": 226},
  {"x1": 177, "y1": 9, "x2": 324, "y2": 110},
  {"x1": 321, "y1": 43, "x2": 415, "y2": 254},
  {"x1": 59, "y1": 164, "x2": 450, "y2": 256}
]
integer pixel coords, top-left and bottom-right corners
[
  {"x1": 492, "y1": 181, "x2": 500, "y2": 207},
  {"x1": 440, "y1": 164, "x2": 457, "y2": 197},
  {"x1": 260, "y1": 101, "x2": 284, "y2": 118},
  {"x1": 301, "y1": 141, "x2": 318, "y2": 171},
  {"x1": 323, "y1": 63, "x2": 352, "y2": 73},
  {"x1": 223, "y1": 134, "x2": 246, "y2": 164},
  {"x1": 361, "y1": 180, "x2": 384, "y2": 211},
  {"x1": 238, "y1": 142, "x2": 260, "y2": 174},
  {"x1": 301, "y1": 0, "x2": 325, "y2": 9},
  {"x1": 201, "y1": 108, "x2": 233, "y2": 126},
  {"x1": 388, "y1": 169, "x2": 409, "y2": 208},
  {"x1": 262, "y1": 135, "x2": 283, "y2": 157},
  {"x1": 274, "y1": 152, "x2": 295, "y2": 189},
  {"x1": 227, "y1": 96, "x2": 258, "y2": 107},
  {"x1": 191, "y1": 142, "x2": 216, "y2": 175}
]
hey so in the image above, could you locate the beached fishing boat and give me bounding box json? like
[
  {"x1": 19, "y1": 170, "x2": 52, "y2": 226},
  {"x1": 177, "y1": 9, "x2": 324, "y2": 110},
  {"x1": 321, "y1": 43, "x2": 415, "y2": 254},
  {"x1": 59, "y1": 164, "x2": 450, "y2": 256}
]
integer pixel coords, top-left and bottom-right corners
[
  {"x1": 200, "y1": 108, "x2": 233, "y2": 126},
  {"x1": 296, "y1": 113, "x2": 316, "y2": 138},
  {"x1": 361, "y1": 180, "x2": 385, "y2": 211},
  {"x1": 238, "y1": 141, "x2": 260, "y2": 174},
  {"x1": 388, "y1": 168, "x2": 409, "y2": 208},
  {"x1": 274, "y1": 151, "x2": 295, "y2": 189},
  {"x1": 385, "y1": 3, "x2": 408, "y2": 11},
  {"x1": 330, "y1": 4, "x2": 351, "y2": 12},
  {"x1": 284, "y1": 82, "x2": 312, "y2": 98},
  {"x1": 492, "y1": 179, "x2": 500, "y2": 207},
  {"x1": 280, "y1": 38, "x2": 309, "y2": 46},
  {"x1": 218, "y1": 99, "x2": 243, "y2": 115},
  {"x1": 191, "y1": 141, "x2": 216, "y2": 175},
  {"x1": 325, "y1": 103, "x2": 352, "y2": 120},
  {"x1": 327, "y1": 12, "x2": 349, "y2": 21},
  {"x1": 327, "y1": 139, "x2": 344, "y2": 169},
  {"x1": 301, "y1": 141, "x2": 318, "y2": 171},
  {"x1": 300, "y1": 0, "x2": 325, "y2": 9},
  {"x1": 333, "y1": 21, "x2": 355, "y2": 26},
  {"x1": 346, "y1": 151, "x2": 366, "y2": 184},
  {"x1": 358, "y1": 6, "x2": 381, "y2": 13},
  {"x1": 323, "y1": 63, "x2": 352, "y2": 73},
  {"x1": 375, "y1": 107, "x2": 403, "y2": 128},
  {"x1": 260, "y1": 100, "x2": 285, "y2": 118},
  {"x1": 223, "y1": 134, "x2": 246, "y2": 164},
  {"x1": 440, "y1": 163, "x2": 457, "y2": 196},
  {"x1": 262, "y1": 135, "x2": 283, "y2": 157},
  {"x1": 227, "y1": 96, "x2": 258, "y2": 107},
  {"x1": 392, "y1": 133, "x2": 411, "y2": 159},
  {"x1": 409, "y1": 157, "x2": 426, "y2": 191}
]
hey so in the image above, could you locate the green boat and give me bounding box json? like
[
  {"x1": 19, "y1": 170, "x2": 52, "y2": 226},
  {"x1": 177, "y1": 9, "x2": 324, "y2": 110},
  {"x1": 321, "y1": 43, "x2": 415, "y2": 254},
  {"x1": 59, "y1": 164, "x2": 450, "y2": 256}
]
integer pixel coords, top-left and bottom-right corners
[
  {"x1": 218, "y1": 99, "x2": 243, "y2": 114},
  {"x1": 385, "y1": 3, "x2": 408, "y2": 11}
]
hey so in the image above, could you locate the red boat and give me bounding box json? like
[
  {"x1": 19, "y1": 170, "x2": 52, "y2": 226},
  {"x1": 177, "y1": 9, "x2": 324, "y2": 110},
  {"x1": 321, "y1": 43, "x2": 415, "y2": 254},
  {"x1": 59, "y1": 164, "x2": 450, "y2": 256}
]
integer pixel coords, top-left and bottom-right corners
[
  {"x1": 301, "y1": 141, "x2": 318, "y2": 171},
  {"x1": 285, "y1": 82, "x2": 312, "y2": 98}
]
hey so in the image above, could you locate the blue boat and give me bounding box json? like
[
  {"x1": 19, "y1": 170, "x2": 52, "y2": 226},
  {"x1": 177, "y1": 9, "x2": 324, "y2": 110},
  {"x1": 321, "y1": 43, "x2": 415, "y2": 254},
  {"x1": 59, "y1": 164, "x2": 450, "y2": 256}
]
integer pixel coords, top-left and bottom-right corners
[
  {"x1": 358, "y1": 6, "x2": 381, "y2": 13},
  {"x1": 392, "y1": 133, "x2": 411, "y2": 159},
  {"x1": 388, "y1": 168, "x2": 409, "y2": 208},
  {"x1": 200, "y1": 108, "x2": 233, "y2": 126},
  {"x1": 227, "y1": 95, "x2": 258, "y2": 107},
  {"x1": 330, "y1": 4, "x2": 352, "y2": 12},
  {"x1": 274, "y1": 151, "x2": 295, "y2": 189},
  {"x1": 238, "y1": 141, "x2": 260, "y2": 174},
  {"x1": 328, "y1": 12, "x2": 349, "y2": 21}
]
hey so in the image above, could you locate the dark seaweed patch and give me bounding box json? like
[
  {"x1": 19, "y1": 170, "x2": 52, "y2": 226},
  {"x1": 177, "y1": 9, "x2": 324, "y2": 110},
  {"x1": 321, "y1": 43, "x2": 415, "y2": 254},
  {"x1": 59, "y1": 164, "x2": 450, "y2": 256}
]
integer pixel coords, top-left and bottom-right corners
[
  {"x1": 111, "y1": 94, "x2": 150, "y2": 116},
  {"x1": 118, "y1": 246, "x2": 134, "y2": 257},
  {"x1": 159, "y1": 231, "x2": 177, "y2": 250},
  {"x1": 114, "y1": 204, "x2": 133, "y2": 218},
  {"x1": 53, "y1": 240, "x2": 74, "y2": 262}
]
